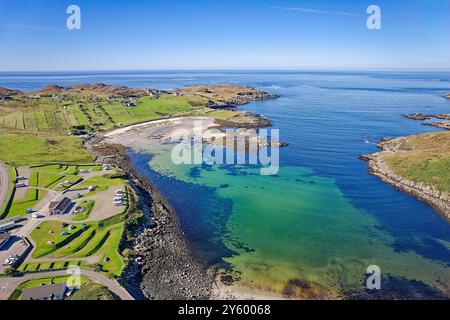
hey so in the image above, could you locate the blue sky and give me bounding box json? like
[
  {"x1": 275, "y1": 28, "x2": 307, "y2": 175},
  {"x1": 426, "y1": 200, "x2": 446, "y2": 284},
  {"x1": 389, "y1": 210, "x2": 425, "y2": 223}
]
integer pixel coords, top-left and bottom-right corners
[{"x1": 0, "y1": 0, "x2": 449, "y2": 71}]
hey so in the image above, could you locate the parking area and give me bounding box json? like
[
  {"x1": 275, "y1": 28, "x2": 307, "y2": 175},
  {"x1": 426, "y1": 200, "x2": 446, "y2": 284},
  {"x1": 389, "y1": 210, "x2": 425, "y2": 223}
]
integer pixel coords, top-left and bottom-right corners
[
  {"x1": 13, "y1": 168, "x2": 30, "y2": 200},
  {"x1": 0, "y1": 236, "x2": 31, "y2": 274},
  {"x1": 82, "y1": 187, "x2": 126, "y2": 221}
]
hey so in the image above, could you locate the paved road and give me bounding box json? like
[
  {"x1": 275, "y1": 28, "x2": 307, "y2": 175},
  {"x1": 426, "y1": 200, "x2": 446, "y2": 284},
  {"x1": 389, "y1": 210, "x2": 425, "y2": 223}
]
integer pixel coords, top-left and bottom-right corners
[
  {"x1": 0, "y1": 269, "x2": 134, "y2": 300},
  {"x1": 0, "y1": 163, "x2": 11, "y2": 212}
]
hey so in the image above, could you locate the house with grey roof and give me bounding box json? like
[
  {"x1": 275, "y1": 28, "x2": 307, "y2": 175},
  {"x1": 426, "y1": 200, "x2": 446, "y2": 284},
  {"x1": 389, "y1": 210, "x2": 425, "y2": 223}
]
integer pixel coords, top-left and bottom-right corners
[
  {"x1": 49, "y1": 197, "x2": 72, "y2": 215},
  {"x1": 21, "y1": 283, "x2": 67, "y2": 300}
]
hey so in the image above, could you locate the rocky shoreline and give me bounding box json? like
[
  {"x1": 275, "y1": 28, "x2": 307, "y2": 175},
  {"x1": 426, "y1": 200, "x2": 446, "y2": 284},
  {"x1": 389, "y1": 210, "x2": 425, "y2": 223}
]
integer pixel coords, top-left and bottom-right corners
[
  {"x1": 360, "y1": 137, "x2": 450, "y2": 221},
  {"x1": 403, "y1": 113, "x2": 450, "y2": 131},
  {"x1": 87, "y1": 139, "x2": 214, "y2": 300},
  {"x1": 424, "y1": 121, "x2": 450, "y2": 130}
]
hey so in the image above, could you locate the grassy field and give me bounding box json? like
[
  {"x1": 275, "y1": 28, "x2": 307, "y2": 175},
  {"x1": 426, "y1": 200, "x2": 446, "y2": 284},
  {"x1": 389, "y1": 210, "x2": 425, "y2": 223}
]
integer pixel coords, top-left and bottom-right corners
[
  {"x1": 68, "y1": 278, "x2": 118, "y2": 300},
  {"x1": 67, "y1": 175, "x2": 126, "y2": 200},
  {"x1": 102, "y1": 95, "x2": 202, "y2": 127},
  {"x1": 17, "y1": 260, "x2": 85, "y2": 272},
  {"x1": 73, "y1": 200, "x2": 95, "y2": 221},
  {"x1": 382, "y1": 131, "x2": 450, "y2": 194},
  {"x1": 0, "y1": 166, "x2": 16, "y2": 217},
  {"x1": 0, "y1": 131, "x2": 93, "y2": 166},
  {"x1": 33, "y1": 171, "x2": 64, "y2": 188},
  {"x1": 78, "y1": 175, "x2": 125, "y2": 188},
  {"x1": 0, "y1": 94, "x2": 206, "y2": 135},
  {"x1": 32, "y1": 164, "x2": 102, "y2": 173},
  {"x1": 30, "y1": 219, "x2": 125, "y2": 276},
  {"x1": 4, "y1": 188, "x2": 46, "y2": 218}
]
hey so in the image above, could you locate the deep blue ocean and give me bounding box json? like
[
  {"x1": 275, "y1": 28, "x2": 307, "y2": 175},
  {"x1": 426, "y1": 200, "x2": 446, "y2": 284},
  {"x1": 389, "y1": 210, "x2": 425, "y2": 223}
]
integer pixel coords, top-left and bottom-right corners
[{"x1": 1, "y1": 70, "x2": 449, "y2": 298}]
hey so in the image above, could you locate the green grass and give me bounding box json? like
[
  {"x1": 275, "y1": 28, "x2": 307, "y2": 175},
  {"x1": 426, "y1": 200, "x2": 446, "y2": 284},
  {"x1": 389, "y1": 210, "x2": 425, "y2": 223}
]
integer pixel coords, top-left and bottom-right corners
[
  {"x1": 383, "y1": 131, "x2": 450, "y2": 195},
  {"x1": 31, "y1": 164, "x2": 69, "y2": 172},
  {"x1": 0, "y1": 90, "x2": 252, "y2": 170},
  {"x1": 0, "y1": 93, "x2": 208, "y2": 135},
  {"x1": 16, "y1": 260, "x2": 83, "y2": 273},
  {"x1": 99, "y1": 223, "x2": 125, "y2": 275},
  {"x1": 68, "y1": 279, "x2": 118, "y2": 300},
  {"x1": 34, "y1": 171, "x2": 65, "y2": 189},
  {"x1": 0, "y1": 90, "x2": 245, "y2": 137},
  {"x1": 70, "y1": 175, "x2": 125, "y2": 198},
  {"x1": 73, "y1": 200, "x2": 95, "y2": 221},
  {"x1": 0, "y1": 166, "x2": 16, "y2": 217},
  {"x1": 77, "y1": 164, "x2": 102, "y2": 172},
  {"x1": 5, "y1": 188, "x2": 46, "y2": 218},
  {"x1": 101, "y1": 95, "x2": 197, "y2": 128},
  {"x1": 30, "y1": 218, "x2": 125, "y2": 276},
  {"x1": 31, "y1": 222, "x2": 88, "y2": 258},
  {"x1": 0, "y1": 131, "x2": 93, "y2": 166},
  {"x1": 28, "y1": 171, "x2": 38, "y2": 187},
  {"x1": 50, "y1": 174, "x2": 81, "y2": 190},
  {"x1": 64, "y1": 165, "x2": 79, "y2": 175},
  {"x1": 32, "y1": 164, "x2": 102, "y2": 173},
  {"x1": 77, "y1": 175, "x2": 125, "y2": 189},
  {"x1": 78, "y1": 186, "x2": 108, "y2": 198}
]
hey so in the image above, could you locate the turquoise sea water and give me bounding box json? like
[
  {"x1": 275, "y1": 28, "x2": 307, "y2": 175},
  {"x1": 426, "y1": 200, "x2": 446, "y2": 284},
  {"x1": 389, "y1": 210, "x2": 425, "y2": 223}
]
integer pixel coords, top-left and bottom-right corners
[{"x1": 2, "y1": 71, "x2": 450, "y2": 298}]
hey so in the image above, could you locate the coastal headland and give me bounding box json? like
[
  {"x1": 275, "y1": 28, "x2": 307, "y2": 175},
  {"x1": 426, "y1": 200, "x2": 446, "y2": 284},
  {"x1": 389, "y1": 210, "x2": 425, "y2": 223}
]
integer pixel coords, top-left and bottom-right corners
[
  {"x1": 361, "y1": 132, "x2": 450, "y2": 220},
  {"x1": 360, "y1": 93, "x2": 450, "y2": 221},
  {"x1": 361, "y1": 93, "x2": 450, "y2": 221}
]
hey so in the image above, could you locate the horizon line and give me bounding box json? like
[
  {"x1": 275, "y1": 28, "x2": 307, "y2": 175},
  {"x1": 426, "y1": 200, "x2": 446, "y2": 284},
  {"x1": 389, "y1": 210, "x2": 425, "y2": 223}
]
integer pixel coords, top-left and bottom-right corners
[{"x1": 1, "y1": 67, "x2": 450, "y2": 73}]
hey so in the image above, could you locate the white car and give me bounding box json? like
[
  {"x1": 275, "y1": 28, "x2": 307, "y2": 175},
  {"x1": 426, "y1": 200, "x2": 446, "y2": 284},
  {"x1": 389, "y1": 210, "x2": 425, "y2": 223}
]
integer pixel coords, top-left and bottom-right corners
[{"x1": 3, "y1": 258, "x2": 14, "y2": 266}]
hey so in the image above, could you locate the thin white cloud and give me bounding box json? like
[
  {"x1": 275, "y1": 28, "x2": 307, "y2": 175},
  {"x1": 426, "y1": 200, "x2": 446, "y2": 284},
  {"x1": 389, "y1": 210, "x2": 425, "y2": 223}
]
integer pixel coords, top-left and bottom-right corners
[{"x1": 272, "y1": 6, "x2": 362, "y2": 17}]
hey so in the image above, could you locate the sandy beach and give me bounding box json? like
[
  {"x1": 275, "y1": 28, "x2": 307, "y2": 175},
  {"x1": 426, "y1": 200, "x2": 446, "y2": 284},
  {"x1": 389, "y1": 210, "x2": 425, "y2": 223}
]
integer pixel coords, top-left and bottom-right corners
[
  {"x1": 105, "y1": 116, "x2": 220, "y2": 146},
  {"x1": 212, "y1": 278, "x2": 287, "y2": 300}
]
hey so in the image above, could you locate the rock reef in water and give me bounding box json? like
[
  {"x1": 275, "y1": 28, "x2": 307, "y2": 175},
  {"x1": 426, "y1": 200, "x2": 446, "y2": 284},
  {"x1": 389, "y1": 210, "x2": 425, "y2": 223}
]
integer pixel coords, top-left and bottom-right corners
[{"x1": 403, "y1": 113, "x2": 432, "y2": 120}]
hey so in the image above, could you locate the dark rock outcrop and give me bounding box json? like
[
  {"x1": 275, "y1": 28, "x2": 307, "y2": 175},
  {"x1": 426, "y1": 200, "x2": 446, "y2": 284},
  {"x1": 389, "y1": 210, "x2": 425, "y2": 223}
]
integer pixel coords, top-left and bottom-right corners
[
  {"x1": 0, "y1": 87, "x2": 22, "y2": 98},
  {"x1": 404, "y1": 113, "x2": 432, "y2": 120}
]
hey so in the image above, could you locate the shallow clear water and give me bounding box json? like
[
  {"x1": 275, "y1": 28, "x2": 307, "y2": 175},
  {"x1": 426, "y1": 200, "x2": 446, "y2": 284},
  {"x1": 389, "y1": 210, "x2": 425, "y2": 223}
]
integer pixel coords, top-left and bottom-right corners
[{"x1": 2, "y1": 70, "x2": 450, "y2": 298}]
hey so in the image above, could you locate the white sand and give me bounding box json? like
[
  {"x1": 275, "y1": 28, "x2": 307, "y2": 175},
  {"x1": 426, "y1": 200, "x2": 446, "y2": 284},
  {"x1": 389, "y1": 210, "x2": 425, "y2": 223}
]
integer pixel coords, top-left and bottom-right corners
[{"x1": 212, "y1": 278, "x2": 287, "y2": 300}]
